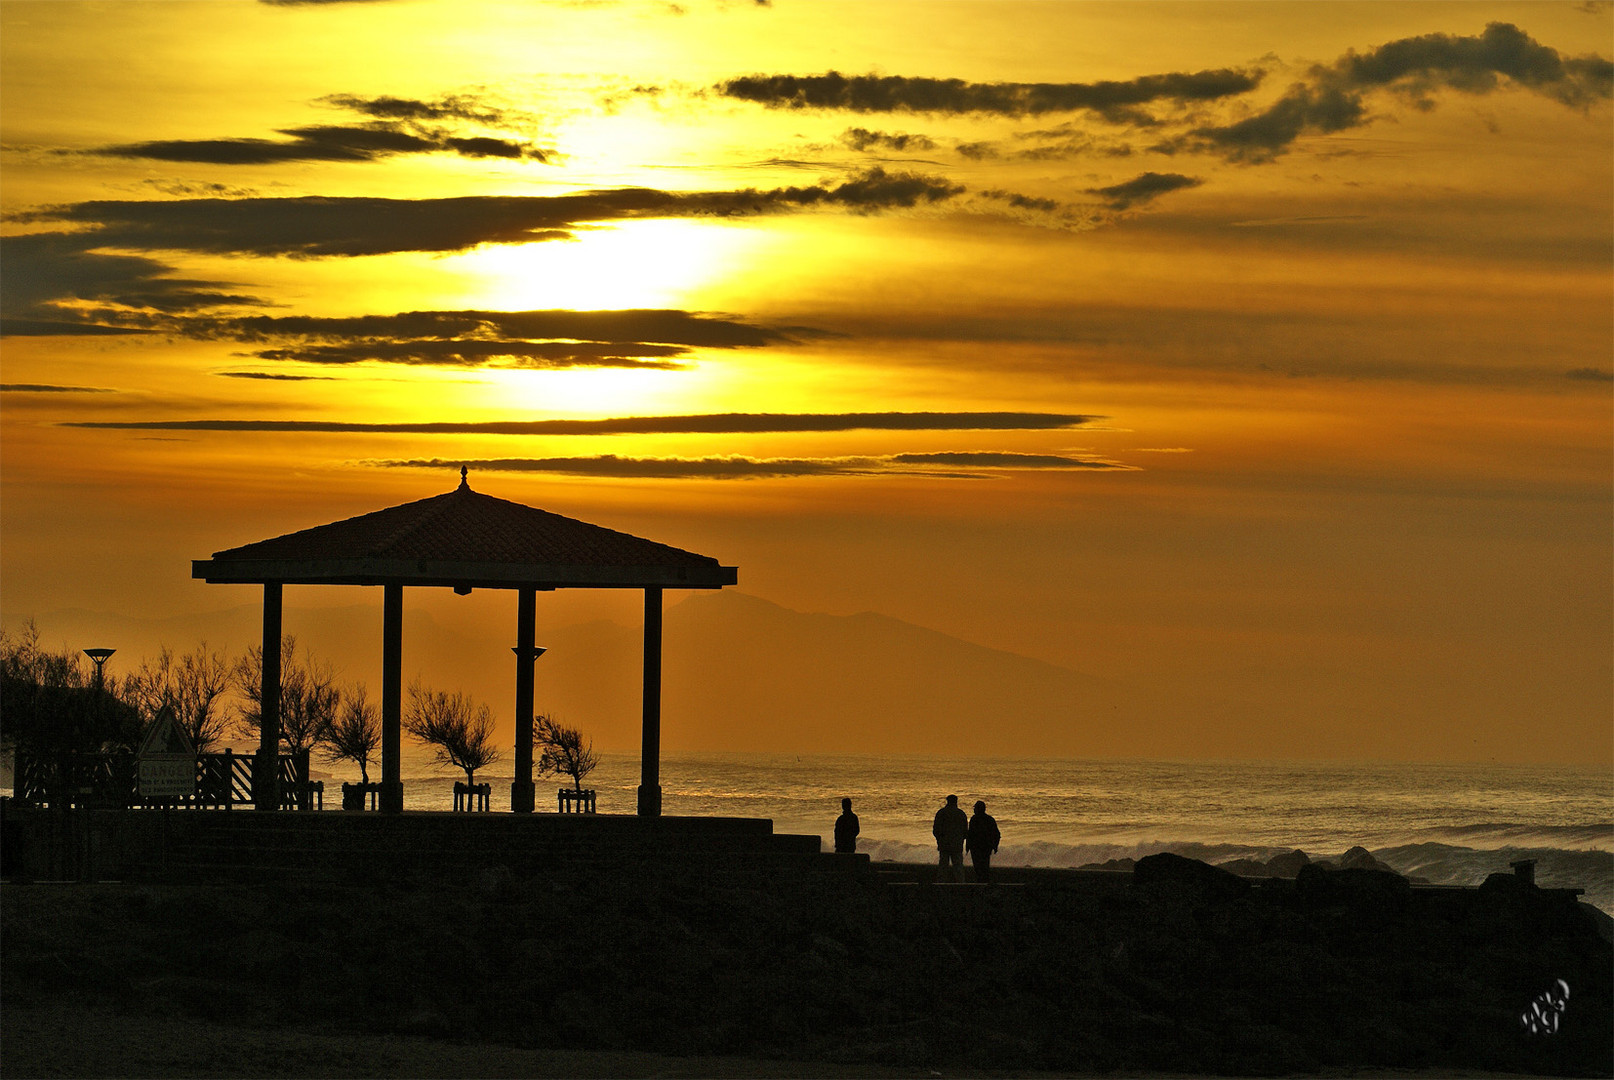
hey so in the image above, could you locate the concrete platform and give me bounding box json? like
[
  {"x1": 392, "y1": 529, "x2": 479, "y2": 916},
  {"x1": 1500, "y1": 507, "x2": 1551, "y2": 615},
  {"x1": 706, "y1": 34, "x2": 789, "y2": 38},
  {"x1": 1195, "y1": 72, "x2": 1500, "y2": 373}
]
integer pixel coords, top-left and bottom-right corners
[{"x1": 0, "y1": 802, "x2": 860, "y2": 885}]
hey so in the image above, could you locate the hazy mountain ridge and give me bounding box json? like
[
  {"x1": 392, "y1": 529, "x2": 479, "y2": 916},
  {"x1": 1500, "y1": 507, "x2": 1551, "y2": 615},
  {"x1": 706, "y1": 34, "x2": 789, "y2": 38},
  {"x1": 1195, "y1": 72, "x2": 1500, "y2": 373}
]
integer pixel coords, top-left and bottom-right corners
[{"x1": 9, "y1": 592, "x2": 1160, "y2": 757}]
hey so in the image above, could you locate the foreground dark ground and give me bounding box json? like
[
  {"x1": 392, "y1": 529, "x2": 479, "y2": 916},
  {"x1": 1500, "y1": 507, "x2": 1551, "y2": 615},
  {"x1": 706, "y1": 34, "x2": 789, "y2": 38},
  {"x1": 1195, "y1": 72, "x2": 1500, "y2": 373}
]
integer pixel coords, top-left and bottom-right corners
[{"x1": 2, "y1": 858, "x2": 1610, "y2": 1078}]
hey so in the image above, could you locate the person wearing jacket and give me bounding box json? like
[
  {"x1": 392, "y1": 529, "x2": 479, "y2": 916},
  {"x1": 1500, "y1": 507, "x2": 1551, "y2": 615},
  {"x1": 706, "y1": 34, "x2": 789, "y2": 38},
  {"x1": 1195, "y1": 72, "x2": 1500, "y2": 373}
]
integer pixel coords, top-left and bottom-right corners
[
  {"x1": 834, "y1": 797, "x2": 860, "y2": 853},
  {"x1": 967, "y1": 800, "x2": 1001, "y2": 883},
  {"x1": 933, "y1": 794, "x2": 968, "y2": 882}
]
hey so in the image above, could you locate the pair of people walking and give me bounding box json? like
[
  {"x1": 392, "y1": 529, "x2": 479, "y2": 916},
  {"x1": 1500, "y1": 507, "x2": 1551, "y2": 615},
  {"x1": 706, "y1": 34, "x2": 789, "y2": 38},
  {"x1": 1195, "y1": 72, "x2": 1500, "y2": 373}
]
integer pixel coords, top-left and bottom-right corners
[{"x1": 933, "y1": 794, "x2": 1000, "y2": 883}]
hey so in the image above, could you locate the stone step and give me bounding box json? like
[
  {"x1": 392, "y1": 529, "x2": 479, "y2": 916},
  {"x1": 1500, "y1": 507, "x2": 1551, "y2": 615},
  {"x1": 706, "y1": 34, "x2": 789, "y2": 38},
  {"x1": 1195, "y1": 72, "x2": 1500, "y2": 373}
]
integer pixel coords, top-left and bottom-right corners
[{"x1": 135, "y1": 847, "x2": 868, "y2": 886}]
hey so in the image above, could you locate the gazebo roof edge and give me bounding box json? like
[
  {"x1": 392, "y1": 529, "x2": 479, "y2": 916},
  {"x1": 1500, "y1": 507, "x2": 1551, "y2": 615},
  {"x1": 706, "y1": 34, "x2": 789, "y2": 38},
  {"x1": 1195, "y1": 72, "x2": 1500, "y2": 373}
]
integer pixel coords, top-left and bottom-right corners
[{"x1": 198, "y1": 474, "x2": 734, "y2": 585}]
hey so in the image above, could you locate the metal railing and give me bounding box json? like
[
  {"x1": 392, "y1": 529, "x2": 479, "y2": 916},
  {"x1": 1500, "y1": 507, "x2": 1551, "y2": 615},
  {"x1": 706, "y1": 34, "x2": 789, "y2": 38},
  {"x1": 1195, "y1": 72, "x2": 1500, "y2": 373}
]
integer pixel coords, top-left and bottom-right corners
[{"x1": 10, "y1": 748, "x2": 313, "y2": 809}]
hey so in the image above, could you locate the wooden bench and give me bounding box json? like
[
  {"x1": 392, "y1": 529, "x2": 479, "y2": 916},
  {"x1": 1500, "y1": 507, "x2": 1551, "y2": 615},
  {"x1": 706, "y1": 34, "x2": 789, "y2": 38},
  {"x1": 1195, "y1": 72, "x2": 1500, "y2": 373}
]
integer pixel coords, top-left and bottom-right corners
[
  {"x1": 453, "y1": 781, "x2": 491, "y2": 812},
  {"x1": 341, "y1": 782, "x2": 381, "y2": 810},
  {"x1": 557, "y1": 788, "x2": 596, "y2": 814},
  {"x1": 282, "y1": 779, "x2": 323, "y2": 811}
]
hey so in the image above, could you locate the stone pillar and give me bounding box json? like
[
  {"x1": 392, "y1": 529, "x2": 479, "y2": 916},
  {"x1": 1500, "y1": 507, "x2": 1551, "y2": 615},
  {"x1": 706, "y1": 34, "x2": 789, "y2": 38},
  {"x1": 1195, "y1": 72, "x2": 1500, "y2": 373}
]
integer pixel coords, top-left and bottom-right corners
[
  {"x1": 254, "y1": 582, "x2": 282, "y2": 811},
  {"x1": 637, "y1": 586, "x2": 663, "y2": 817},
  {"x1": 380, "y1": 583, "x2": 404, "y2": 813},
  {"x1": 510, "y1": 586, "x2": 537, "y2": 813}
]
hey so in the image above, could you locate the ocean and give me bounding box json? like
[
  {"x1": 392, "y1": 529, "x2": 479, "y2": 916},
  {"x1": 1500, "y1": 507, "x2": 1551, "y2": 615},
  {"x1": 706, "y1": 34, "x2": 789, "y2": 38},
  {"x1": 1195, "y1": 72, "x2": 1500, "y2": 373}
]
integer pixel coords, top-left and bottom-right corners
[{"x1": 362, "y1": 752, "x2": 1614, "y2": 915}]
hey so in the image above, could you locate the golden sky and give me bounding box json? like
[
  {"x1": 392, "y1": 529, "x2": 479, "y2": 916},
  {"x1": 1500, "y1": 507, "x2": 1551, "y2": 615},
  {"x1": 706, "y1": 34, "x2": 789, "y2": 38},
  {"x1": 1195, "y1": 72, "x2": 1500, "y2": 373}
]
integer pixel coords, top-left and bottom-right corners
[{"x1": 2, "y1": 0, "x2": 1609, "y2": 764}]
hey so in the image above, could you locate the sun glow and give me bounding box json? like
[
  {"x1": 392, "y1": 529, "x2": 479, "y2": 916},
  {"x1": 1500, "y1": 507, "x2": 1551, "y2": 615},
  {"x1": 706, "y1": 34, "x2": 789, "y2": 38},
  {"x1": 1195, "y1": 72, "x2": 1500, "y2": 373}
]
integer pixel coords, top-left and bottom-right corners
[{"x1": 448, "y1": 218, "x2": 768, "y2": 312}]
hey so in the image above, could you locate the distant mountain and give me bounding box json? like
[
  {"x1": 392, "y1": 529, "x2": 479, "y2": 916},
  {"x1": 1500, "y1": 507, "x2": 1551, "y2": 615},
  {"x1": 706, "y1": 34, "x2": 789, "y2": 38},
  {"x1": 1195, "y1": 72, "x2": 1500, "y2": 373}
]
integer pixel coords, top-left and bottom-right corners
[
  {"x1": 539, "y1": 591, "x2": 1167, "y2": 758},
  {"x1": 12, "y1": 592, "x2": 1169, "y2": 757}
]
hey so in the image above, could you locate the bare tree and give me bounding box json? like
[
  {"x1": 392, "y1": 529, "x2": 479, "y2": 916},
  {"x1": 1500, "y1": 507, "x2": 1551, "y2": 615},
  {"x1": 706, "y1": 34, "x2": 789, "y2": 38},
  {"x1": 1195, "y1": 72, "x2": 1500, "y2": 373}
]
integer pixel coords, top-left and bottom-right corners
[
  {"x1": 404, "y1": 680, "x2": 501, "y2": 786},
  {"x1": 122, "y1": 643, "x2": 233, "y2": 753},
  {"x1": 0, "y1": 620, "x2": 90, "y2": 690},
  {"x1": 320, "y1": 684, "x2": 380, "y2": 783},
  {"x1": 233, "y1": 635, "x2": 340, "y2": 754},
  {"x1": 0, "y1": 620, "x2": 137, "y2": 755},
  {"x1": 535, "y1": 715, "x2": 599, "y2": 793}
]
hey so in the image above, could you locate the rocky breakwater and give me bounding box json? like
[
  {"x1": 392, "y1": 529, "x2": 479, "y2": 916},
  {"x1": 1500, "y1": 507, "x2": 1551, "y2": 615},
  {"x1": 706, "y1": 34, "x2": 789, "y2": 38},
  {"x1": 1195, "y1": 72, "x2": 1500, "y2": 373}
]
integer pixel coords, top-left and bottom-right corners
[{"x1": 2, "y1": 854, "x2": 1609, "y2": 1076}]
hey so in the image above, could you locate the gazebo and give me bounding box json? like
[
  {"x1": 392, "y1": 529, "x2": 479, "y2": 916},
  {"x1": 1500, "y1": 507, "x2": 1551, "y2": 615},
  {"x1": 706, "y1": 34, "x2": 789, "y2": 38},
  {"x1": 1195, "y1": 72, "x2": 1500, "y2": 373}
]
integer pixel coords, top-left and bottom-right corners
[{"x1": 192, "y1": 468, "x2": 736, "y2": 815}]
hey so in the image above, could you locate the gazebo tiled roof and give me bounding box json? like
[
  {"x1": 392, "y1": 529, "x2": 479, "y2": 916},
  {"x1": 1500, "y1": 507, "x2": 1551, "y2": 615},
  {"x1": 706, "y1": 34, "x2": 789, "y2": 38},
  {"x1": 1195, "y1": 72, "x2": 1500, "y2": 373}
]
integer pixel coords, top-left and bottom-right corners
[{"x1": 194, "y1": 472, "x2": 736, "y2": 590}]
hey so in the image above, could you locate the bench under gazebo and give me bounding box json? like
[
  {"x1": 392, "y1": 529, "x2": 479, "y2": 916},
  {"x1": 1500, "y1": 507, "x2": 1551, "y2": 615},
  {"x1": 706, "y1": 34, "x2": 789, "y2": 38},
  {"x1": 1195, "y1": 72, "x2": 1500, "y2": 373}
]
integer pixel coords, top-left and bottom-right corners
[{"x1": 192, "y1": 468, "x2": 736, "y2": 815}]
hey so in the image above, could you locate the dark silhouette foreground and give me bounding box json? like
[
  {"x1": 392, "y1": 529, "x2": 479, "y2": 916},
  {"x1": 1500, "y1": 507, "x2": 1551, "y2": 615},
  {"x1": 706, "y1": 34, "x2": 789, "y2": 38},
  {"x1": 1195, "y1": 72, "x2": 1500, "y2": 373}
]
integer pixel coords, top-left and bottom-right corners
[{"x1": 3, "y1": 853, "x2": 1607, "y2": 1078}]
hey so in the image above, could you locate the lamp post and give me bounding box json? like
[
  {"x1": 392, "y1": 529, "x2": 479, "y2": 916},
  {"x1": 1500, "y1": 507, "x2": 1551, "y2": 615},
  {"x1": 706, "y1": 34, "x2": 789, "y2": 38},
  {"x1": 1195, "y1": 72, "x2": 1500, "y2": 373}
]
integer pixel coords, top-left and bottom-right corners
[
  {"x1": 80, "y1": 647, "x2": 116, "y2": 762},
  {"x1": 83, "y1": 648, "x2": 115, "y2": 690},
  {"x1": 74, "y1": 647, "x2": 114, "y2": 881}
]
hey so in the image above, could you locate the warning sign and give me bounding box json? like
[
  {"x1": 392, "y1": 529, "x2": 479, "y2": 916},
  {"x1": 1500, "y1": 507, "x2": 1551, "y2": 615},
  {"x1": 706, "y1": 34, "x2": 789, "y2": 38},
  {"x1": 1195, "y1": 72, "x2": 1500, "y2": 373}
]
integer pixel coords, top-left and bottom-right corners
[{"x1": 138, "y1": 704, "x2": 196, "y2": 800}]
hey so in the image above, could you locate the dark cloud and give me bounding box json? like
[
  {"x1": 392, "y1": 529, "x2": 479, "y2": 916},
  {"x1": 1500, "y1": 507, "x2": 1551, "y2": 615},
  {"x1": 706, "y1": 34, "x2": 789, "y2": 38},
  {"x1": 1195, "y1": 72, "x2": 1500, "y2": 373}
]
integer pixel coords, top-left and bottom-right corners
[
  {"x1": 215, "y1": 371, "x2": 338, "y2": 381},
  {"x1": 1, "y1": 383, "x2": 116, "y2": 394},
  {"x1": 67, "y1": 411, "x2": 1096, "y2": 435},
  {"x1": 320, "y1": 94, "x2": 507, "y2": 125},
  {"x1": 3, "y1": 285, "x2": 817, "y2": 372},
  {"x1": 1187, "y1": 23, "x2": 1613, "y2": 161},
  {"x1": 1088, "y1": 171, "x2": 1203, "y2": 209},
  {"x1": 1008, "y1": 123, "x2": 1139, "y2": 162},
  {"x1": 5, "y1": 171, "x2": 962, "y2": 334},
  {"x1": 841, "y1": 127, "x2": 937, "y2": 153},
  {"x1": 0, "y1": 318, "x2": 152, "y2": 337},
  {"x1": 718, "y1": 68, "x2": 1262, "y2": 118},
  {"x1": 214, "y1": 309, "x2": 807, "y2": 348},
  {"x1": 0, "y1": 232, "x2": 268, "y2": 332},
  {"x1": 192, "y1": 309, "x2": 806, "y2": 370},
  {"x1": 889, "y1": 451, "x2": 1121, "y2": 468},
  {"x1": 1565, "y1": 367, "x2": 1614, "y2": 381},
  {"x1": 18, "y1": 168, "x2": 964, "y2": 259},
  {"x1": 86, "y1": 89, "x2": 548, "y2": 165},
  {"x1": 141, "y1": 180, "x2": 260, "y2": 199},
  {"x1": 1180, "y1": 86, "x2": 1366, "y2": 162},
  {"x1": 367, "y1": 450, "x2": 1126, "y2": 480},
  {"x1": 740, "y1": 158, "x2": 844, "y2": 170},
  {"x1": 247, "y1": 340, "x2": 687, "y2": 369},
  {"x1": 1338, "y1": 21, "x2": 1613, "y2": 106},
  {"x1": 980, "y1": 189, "x2": 1062, "y2": 213},
  {"x1": 92, "y1": 124, "x2": 545, "y2": 165}
]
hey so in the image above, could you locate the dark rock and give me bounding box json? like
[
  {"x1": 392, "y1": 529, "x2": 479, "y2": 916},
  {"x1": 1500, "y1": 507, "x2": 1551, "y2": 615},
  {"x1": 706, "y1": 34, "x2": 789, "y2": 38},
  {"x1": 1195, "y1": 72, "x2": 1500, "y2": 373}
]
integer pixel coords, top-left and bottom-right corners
[
  {"x1": 1479, "y1": 869, "x2": 1537, "y2": 898},
  {"x1": 1133, "y1": 851, "x2": 1251, "y2": 902},
  {"x1": 1079, "y1": 857, "x2": 1135, "y2": 871},
  {"x1": 1264, "y1": 849, "x2": 1311, "y2": 877},
  {"x1": 3, "y1": 854, "x2": 1609, "y2": 1078},
  {"x1": 1338, "y1": 845, "x2": 1395, "y2": 873},
  {"x1": 396, "y1": 1004, "x2": 453, "y2": 1038},
  {"x1": 1296, "y1": 862, "x2": 1411, "y2": 912},
  {"x1": 1216, "y1": 857, "x2": 1272, "y2": 877},
  {"x1": 1578, "y1": 901, "x2": 1614, "y2": 945}
]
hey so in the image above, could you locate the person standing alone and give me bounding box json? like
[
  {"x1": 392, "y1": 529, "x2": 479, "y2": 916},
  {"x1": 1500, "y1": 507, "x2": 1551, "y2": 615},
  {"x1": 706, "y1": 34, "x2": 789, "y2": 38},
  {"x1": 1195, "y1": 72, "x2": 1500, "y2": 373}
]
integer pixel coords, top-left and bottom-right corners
[
  {"x1": 967, "y1": 800, "x2": 1001, "y2": 883},
  {"x1": 933, "y1": 794, "x2": 968, "y2": 882},
  {"x1": 834, "y1": 797, "x2": 860, "y2": 853}
]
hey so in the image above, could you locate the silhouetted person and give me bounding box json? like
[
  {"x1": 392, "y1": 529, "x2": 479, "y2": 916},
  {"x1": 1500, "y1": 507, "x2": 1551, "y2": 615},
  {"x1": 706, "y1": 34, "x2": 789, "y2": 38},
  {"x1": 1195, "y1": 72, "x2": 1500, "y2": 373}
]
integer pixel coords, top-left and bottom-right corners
[
  {"x1": 967, "y1": 800, "x2": 1001, "y2": 883},
  {"x1": 933, "y1": 794, "x2": 967, "y2": 882},
  {"x1": 834, "y1": 797, "x2": 860, "y2": 853}
]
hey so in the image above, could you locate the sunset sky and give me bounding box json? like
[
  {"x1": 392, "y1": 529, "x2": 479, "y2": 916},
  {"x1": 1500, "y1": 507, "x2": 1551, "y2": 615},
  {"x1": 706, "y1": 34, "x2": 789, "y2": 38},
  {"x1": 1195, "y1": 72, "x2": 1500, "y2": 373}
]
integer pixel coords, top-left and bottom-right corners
[{"x1": 2, "y1": 0, "x2": 1609, "y2": 765}]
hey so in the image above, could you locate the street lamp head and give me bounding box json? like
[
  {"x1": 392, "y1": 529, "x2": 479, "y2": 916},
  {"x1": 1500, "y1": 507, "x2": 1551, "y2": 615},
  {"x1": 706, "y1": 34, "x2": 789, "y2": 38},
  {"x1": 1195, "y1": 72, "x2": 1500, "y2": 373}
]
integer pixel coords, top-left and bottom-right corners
[{"x1": 83, "y1": 647, "x2": 115, "y2": 693}]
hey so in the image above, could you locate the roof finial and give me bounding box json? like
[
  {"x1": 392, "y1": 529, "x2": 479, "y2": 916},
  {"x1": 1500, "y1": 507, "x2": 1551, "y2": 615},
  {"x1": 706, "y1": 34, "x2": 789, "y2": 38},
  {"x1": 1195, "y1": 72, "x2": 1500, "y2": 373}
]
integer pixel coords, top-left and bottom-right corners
[{"x1": 458, "y1": 464, "x2": 470, "y2": 490}]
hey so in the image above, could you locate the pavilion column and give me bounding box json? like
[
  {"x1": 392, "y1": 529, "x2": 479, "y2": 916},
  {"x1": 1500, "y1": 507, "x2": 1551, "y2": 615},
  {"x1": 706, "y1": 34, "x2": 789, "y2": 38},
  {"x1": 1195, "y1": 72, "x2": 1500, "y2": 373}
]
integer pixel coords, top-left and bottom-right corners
[
  {"x1": 380, "y1": 583, "x2": 404, "y2": 813},
  {"x1": 510, "y1": 586, "x2": 537, "y2": 813},
  {"x1": 637, "y1": 586, "x2": 663, "y2": 817},
  {"x1": 254, "y1": 582, "x2": 283, "y2": 811}
]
